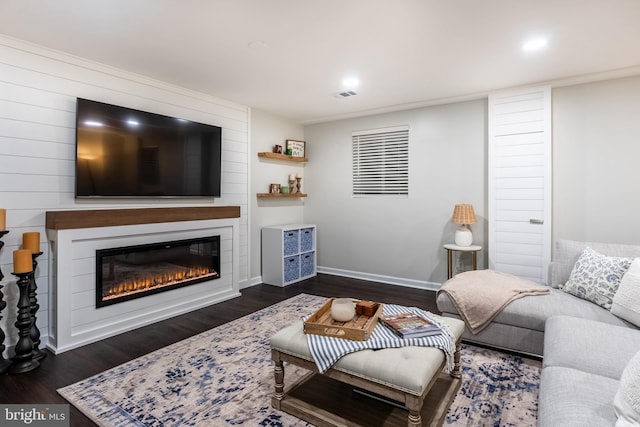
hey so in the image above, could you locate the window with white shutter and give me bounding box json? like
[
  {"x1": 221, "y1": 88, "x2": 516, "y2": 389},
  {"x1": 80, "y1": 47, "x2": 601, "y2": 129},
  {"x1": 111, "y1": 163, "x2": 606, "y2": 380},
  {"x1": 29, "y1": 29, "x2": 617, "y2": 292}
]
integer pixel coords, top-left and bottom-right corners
[{"x1": 352, "y1": 126, "x2": 409, "y2": 196}]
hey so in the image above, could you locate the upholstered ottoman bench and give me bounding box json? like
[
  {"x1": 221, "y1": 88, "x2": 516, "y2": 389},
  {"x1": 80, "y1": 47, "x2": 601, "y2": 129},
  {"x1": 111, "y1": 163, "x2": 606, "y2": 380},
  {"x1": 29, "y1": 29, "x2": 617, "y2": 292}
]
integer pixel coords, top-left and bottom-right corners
[{"x1": 270, "y1": 315, "x2": 465, "y2": 427}]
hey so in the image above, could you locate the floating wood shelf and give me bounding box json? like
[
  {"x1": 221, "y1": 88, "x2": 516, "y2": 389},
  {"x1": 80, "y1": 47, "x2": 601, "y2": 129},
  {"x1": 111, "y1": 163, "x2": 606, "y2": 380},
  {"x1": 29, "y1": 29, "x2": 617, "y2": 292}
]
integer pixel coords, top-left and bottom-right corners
[
  {"x1": 257, "y1": 193, "x2": 308, "y2": 198},
  {"x1": 258, "y1": 152, "x2": 308, "y2": 162}
]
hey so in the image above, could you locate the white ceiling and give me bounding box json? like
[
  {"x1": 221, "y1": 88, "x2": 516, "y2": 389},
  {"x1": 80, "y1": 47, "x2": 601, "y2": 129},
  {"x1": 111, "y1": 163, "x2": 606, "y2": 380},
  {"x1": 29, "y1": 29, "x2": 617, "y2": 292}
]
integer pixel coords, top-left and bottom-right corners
[{"x1": 2, "y1": 0, "x2": 640, "y2": 124}]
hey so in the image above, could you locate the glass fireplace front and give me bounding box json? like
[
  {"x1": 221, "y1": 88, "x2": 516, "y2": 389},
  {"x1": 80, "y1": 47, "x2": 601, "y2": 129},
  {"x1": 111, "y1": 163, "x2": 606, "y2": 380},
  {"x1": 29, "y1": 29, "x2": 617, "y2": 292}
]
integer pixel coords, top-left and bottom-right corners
[{"x1": 96, "y1": 236, "x2": 220, "y2": 308}]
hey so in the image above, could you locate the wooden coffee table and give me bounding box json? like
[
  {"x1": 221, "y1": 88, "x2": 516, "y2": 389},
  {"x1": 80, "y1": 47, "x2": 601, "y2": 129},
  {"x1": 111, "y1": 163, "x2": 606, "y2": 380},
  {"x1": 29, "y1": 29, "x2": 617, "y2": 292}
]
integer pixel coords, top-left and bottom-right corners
[{"x1": 270, "y1": 315, "x2": 465, "y2": 427}]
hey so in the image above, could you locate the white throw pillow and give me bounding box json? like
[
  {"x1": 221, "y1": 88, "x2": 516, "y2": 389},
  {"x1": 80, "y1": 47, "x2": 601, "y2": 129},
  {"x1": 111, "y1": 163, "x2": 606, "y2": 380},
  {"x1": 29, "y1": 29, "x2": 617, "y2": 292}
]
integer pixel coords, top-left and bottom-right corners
[
  {"x1": 614, "y1": 350, "x2": 640, "y2": 426},
  {"x1": 612, "y1": 258, "x2": 640, "y2": 327},
  {"x1": 561, "y1": 247, "x2": 631, "y2": 310},
  {"x1": 627, "y1": 258, "x2": 640, "y2": 276}
]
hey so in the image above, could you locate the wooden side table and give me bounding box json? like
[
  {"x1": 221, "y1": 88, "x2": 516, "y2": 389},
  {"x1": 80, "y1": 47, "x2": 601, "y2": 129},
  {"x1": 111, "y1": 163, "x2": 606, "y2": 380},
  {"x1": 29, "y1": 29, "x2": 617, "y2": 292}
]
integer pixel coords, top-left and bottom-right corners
[{"x1": 444, "y1": 244, "x2": 482, "y2": 279}]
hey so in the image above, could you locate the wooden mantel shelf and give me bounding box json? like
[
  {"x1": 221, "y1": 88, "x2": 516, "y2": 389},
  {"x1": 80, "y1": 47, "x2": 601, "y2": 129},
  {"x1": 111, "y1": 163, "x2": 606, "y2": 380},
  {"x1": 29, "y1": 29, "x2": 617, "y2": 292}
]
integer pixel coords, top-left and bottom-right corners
[{"x1": 46, "y1": 206, "x2": 240, "y2": 230}]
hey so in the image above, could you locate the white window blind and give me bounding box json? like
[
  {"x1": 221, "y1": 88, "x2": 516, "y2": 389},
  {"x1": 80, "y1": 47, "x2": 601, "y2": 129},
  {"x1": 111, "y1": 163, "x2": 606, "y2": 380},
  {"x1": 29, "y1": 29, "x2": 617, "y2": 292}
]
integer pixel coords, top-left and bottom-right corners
[{"x1": 352, "y1": 126, "x2": 409, "y2": 196}]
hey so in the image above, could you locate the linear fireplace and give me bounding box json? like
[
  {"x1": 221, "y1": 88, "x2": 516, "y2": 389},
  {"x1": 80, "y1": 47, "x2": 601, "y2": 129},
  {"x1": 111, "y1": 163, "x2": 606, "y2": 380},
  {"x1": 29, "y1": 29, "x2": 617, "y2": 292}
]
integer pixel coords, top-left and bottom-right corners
[{"x1": 96, "y1": 236, "x2": 220, "y2": 308}]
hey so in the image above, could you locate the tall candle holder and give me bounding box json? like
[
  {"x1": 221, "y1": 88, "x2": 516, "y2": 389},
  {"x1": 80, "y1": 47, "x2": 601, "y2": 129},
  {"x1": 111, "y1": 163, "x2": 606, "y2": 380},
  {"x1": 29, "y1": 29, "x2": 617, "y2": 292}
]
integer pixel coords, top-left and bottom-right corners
[
  {"x1": 296, "y1": 177, "x2": 302, "y2": 194},
  {"x1": 9, "y1": 270, "x2": 39, "y2": 374},
  {"x1": 289, "y1": 179, "x2": 297, "y2": 194},
  {"x1": 0, "y1": 230, "x2": 11, "y2": 374},
  {"x1": 29, "y1": 251, "x2": 46, "y2": 360}
]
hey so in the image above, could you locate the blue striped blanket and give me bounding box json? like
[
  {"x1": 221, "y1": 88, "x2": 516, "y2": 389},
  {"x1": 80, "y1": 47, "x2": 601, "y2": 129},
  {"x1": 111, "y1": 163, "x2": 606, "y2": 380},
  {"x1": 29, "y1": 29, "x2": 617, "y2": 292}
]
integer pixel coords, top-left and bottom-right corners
[{"x1": 305, "y1": 303, "x2": 456, "y2": 373}]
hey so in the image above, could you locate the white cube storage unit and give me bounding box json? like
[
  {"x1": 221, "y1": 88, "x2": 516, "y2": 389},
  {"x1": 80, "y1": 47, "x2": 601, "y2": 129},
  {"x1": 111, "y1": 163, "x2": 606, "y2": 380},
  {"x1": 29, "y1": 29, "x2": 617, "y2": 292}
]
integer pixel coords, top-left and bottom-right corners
[{"x1": 262, "y1": 224, "x2": 317, "y2": 286}]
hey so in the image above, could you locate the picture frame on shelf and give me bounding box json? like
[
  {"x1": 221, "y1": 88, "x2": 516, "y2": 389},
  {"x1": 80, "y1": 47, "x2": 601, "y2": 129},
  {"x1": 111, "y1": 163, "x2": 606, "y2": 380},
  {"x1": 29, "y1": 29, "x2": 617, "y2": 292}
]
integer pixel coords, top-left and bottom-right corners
[
  {"x1": 273, "y1": 144, "x2": 283, "y2": 154},
  {"x1": 286, "y1": 139, "x2": 306, "y2": 158},
  {"x1": 269, "y1": 183, "x2": 281, "y2": 194}
]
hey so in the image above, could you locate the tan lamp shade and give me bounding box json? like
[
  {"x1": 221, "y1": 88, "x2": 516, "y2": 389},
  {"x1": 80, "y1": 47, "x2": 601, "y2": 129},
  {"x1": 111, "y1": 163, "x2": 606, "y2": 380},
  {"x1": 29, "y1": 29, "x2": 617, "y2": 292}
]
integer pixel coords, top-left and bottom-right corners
[{"x1": 452, "y1": 204, "x2": 476, "y2": 225}]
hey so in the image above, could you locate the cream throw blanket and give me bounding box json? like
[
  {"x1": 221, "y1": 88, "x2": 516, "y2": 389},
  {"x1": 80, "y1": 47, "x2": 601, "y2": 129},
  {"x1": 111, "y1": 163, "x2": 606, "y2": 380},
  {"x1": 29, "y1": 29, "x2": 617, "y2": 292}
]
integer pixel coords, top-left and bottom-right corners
[{"x1": 438, "y1": 270, "x2": 550, "y2": 334}]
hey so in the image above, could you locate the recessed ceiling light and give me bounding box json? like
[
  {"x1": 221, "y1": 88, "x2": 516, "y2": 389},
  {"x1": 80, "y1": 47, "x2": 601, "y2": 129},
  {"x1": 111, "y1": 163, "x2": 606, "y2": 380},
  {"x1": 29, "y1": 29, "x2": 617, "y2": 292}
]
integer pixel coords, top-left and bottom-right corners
[
  {"x1": 342, "y1": 77, "x2": 360, "y2": 90},
  {"x1": 522, "y1": 37, "x2": 548, "y2": 52}
]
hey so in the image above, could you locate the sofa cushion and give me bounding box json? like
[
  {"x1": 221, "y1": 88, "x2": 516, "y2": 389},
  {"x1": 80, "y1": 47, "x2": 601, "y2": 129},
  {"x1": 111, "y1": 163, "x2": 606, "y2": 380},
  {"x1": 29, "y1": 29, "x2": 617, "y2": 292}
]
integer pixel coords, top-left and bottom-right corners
[
  {"x1": 543, "y1": 315, "x2": 640, "y2": 380},
  {"x1": 612, "y1": 258, "x2": 640, "y2": 327},
  {"x1": 614, "y1": 350, "x2": 640, "y2": 427},
  {"x1": 538, "y1": 366, "x2": 619, "y2": 427},
  {"x1": 437, "y1": 287, "x2": 631, "y2": 334},
  {"x1": 561, "y1": 247, "x2": 631, "y2": 310},
  {"x1": 440, "y1": 313, "x2": 546, "y2": 356}
]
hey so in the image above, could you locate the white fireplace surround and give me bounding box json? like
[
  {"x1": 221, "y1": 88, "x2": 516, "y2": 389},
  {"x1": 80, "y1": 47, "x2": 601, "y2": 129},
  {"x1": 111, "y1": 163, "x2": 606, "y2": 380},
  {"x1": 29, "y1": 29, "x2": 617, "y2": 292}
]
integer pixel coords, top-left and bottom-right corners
[{"x1": 46, "y1": 216, "x2": 240, "y2": 354}]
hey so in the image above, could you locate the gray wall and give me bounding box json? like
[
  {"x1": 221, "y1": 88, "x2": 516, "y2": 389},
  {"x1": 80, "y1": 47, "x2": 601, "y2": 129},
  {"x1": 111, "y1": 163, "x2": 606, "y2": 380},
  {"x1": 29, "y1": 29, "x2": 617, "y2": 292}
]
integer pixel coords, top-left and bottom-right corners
[
  {"x1": 293, "y1": 75, "x2": 640, "y2": 290},
  {"x1": 303, "y1": 100, "x2": 487, "y2": 288},
  {"x1": 250, "y1": 109, "x2": 305, "y2": 284},
  {"x1": 553, "y1": 75, "x2": 640, "y2": 245}
]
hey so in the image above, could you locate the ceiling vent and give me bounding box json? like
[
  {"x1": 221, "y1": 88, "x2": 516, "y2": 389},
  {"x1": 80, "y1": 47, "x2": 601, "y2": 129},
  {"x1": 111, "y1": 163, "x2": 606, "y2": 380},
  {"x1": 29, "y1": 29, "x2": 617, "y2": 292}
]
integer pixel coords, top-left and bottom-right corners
[{"x1": 335, "y1": 90, "x2": 357, "y2": 98}]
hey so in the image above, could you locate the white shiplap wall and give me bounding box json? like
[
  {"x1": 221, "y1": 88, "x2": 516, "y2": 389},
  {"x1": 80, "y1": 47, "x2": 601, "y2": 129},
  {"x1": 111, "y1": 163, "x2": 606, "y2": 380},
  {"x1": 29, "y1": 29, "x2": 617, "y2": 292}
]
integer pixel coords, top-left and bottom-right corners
[{"x1": 0, "y1": 35, "x2": 249, "y2": 355}]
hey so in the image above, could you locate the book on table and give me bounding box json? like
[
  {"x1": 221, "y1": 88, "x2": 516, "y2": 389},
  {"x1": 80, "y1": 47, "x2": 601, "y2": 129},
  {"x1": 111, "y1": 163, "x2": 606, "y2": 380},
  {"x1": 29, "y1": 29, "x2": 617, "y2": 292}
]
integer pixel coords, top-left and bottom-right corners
[{"x1": 379, "y1": 312, "x2": 443, "y2": 338}]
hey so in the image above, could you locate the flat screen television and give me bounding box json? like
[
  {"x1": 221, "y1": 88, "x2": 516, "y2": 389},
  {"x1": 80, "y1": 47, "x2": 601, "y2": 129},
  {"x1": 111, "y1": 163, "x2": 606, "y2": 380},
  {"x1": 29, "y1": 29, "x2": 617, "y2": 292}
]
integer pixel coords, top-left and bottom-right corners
[{"x1": 75, "y1": 98, "x2": 222, "y2": 198}]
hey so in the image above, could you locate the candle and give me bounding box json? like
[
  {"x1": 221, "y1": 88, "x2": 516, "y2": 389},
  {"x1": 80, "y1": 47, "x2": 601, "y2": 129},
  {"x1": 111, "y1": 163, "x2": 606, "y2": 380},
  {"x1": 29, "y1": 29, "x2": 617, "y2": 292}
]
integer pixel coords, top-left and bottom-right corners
[
  {"x1": 13, "y1": 249, "x2": 33, "y2": 274},
  {"x1": 0, "y1": 208, "x2": 5, "y2": 230},
  {"x1": 296, "y1": 173, "x2": 302, "y2": 179},
  {"x1": 23, "y1": 231, "x2": 41, "y2": 253},
  {"x1": 289, "y1": 173, "x2": 296, "y2": 180}
]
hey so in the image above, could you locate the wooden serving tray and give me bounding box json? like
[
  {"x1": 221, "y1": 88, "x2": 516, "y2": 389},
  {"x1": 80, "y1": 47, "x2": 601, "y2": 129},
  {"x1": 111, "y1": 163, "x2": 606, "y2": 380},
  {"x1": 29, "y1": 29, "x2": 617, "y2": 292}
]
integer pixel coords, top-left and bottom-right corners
[{"x1": 304, "y1": 298, "x2": 383, "y2": 341}]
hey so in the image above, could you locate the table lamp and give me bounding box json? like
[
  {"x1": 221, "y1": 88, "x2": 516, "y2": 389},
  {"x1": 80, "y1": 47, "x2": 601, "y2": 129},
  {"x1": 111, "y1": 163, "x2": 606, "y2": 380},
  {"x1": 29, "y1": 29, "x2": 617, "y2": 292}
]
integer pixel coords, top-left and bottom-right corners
[{"x1": 452, "y1": 204, "x2": 476, "y2": 246}]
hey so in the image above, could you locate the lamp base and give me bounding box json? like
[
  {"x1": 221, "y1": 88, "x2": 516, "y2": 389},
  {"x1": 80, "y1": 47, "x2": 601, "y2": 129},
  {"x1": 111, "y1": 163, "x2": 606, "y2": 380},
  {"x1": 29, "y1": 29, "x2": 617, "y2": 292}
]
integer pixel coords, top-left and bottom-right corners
[{"x1": 454, "y1": 227, "x2": 473, "y2": 247}]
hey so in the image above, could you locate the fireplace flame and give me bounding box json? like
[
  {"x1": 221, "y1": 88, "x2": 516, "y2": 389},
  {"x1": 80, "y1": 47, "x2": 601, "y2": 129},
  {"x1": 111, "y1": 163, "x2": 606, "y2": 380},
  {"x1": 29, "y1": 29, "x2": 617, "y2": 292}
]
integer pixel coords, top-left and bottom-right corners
[{"x1": 103, "y1": 266, "x2": 216, "y2": 301}]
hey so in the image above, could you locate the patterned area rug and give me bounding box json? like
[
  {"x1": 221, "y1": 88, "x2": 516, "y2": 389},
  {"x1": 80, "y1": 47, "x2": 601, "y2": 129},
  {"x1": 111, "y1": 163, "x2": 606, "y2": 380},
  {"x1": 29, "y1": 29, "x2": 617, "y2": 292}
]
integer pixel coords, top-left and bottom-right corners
[{"x1": 58, "y1": 294, "x2": 541, "y2": 426}]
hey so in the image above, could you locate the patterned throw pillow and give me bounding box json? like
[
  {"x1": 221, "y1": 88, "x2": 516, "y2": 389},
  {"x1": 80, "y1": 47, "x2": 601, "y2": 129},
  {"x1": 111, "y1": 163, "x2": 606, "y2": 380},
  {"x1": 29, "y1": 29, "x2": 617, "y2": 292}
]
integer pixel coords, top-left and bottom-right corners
[{"x1": 561, "y1": 247, "x2": 632, "y2": 310}]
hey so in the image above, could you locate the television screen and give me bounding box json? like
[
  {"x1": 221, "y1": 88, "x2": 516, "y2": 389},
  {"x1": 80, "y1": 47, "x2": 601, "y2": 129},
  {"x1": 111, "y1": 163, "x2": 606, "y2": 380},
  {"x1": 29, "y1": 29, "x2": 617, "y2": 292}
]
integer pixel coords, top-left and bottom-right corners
[{"x1": 75, "y1": 98, "x2": 222, "y2": 198}]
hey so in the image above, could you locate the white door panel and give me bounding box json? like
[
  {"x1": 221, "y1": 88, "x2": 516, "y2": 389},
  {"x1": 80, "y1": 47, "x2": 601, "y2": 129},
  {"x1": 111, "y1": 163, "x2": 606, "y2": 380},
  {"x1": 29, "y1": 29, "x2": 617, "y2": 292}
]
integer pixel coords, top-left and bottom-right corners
[
  {"x1": 493, "y1": 98, "x2": 544, "y2": 115},
  {"x1": 497, "y1": 253, "x2": 544, "y2": 267},
  {"x1": 494, "y1": 155, "x2": 545, "y2": 168},
  {"x1": 495, "y1": 231, "x2": 544, "y2": 245},
  {"x1": 493, "y1": 109, "x2": 546, "y2": 126},
  {"x1": 489, "y1": 86, "x2": 552, "y2": 284},
  {"x1": 495, "y1": 210, "x2": 544, "y2": 222},
  {"x1": 495, "y1": 221, "x2": 544, "y2": 234},
  {"x1": 495, "y1": 188, "x2": 544, "y2": 200},
  {"x1": 495, "y1": 242, "x2": 545, "y2": 257},
  {"x1": 494, "y1": 263, "x2": 543, "y2": 282},
  {"x1": 495, "y1": 177, "x2": 545, "y2": 189},
  {"x1": 494, "y1": 166, "x2": 545, "y2": 178},
  {"x1": 496, "y1": 199, "x2": 544, "y2": 211},
  {"x1": 494, "y1": 122, "x2": 547, "y2": 136},
  {"x1": 496, "y1": 143, "x2": 544, "y2": 157},
  {"x1": 495, "y1": 132, "x2": 545, "y2": 146}
]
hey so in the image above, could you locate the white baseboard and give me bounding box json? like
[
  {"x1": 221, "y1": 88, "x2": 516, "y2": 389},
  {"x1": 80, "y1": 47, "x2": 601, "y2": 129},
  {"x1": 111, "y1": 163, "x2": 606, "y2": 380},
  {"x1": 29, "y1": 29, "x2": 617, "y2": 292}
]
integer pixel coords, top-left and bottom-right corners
[{"x1": 317, "y1": 266, "x2": 441, "y2": 291}]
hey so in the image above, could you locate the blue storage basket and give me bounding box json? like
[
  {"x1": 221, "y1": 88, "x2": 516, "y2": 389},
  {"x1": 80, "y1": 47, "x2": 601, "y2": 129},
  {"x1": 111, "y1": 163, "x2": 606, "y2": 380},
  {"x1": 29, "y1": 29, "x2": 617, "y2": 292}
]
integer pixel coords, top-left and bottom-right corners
[
  {"x1": 284, "y1": 255, "x2": 300, "y2": 282},
  {"x1": 283, "y1": 230, "x2": 299, "y2": 256},
  {"x1": 300, "y1": 228, "x2": 314, "y2": 252}
]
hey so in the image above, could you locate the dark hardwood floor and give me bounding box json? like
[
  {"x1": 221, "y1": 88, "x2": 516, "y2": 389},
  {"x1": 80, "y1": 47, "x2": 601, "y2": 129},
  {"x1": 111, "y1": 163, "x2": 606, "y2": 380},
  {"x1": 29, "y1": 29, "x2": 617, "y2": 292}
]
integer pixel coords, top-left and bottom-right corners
[{"x1": 0, "y1": 274, "x2": 439, "y2": 426}]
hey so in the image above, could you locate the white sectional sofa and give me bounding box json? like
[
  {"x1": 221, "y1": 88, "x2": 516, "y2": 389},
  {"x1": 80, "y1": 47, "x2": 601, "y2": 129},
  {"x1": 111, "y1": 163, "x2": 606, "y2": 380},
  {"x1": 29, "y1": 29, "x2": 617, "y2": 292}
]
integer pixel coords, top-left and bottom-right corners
[{"x1": 437, "y1": 239, "x2": 640, "y2": 426}]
